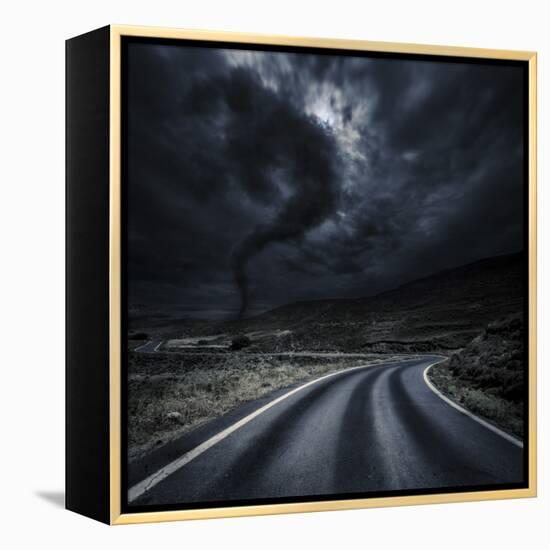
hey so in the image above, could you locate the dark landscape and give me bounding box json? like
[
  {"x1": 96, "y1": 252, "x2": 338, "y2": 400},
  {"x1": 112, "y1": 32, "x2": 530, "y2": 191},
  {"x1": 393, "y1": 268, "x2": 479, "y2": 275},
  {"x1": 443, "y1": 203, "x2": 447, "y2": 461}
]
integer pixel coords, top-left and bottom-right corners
[{"x1": 127, "y1": 252, "x2": 525, "y2": 460}]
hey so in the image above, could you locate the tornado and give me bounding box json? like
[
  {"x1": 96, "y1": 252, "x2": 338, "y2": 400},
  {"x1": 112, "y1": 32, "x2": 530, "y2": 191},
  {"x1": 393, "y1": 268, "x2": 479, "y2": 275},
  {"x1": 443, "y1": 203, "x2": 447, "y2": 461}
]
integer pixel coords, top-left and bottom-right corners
[
  {"x1": 182, "y1": 67, "x2": 341, "y2": 319},
  {"x1": 230, "y1": 131, "x2": 340, "y2": 318}
]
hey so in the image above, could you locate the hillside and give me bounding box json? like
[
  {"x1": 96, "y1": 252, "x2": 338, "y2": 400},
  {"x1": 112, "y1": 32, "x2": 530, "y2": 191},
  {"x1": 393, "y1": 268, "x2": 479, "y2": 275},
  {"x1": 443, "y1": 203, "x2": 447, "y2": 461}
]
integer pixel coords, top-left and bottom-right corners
[
  {"x1": 131, "y1": 252, "x2": 524, "y2": 354},
  {"x1": 429, "y1": 313, "x2": 525, "y2": 436}
]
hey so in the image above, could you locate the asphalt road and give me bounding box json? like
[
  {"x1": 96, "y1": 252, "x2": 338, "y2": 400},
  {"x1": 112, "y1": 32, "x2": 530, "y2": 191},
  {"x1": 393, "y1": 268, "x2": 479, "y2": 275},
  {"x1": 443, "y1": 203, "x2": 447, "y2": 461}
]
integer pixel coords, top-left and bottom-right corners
[
  {"x1": 128, "y1": 356, "x2": 524, "y2": 507},
  {"x1": 133, "y1": 339, "x2": 163, "y2": 353}
]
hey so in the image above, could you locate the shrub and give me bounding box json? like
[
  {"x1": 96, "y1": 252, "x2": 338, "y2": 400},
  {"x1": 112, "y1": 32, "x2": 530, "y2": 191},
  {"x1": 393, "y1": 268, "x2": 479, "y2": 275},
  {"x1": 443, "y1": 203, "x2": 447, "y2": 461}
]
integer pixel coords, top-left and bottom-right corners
[{"x1": 231, "y1": 335, "x2": 252, "y2": 350}]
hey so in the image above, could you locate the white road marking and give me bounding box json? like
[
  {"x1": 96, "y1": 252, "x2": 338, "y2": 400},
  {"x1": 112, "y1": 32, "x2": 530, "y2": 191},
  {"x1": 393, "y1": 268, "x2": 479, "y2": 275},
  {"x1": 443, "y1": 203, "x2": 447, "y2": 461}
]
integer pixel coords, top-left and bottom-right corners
[
  {"x1": 423, "y1": 361, "x2": 523, "y2": 449},
  {"x1": 153, "y1": 341, "x2": 163, "y2": 352},
  {"x1": 128, "y1": 357, "x2": 412, "y2": 502}
]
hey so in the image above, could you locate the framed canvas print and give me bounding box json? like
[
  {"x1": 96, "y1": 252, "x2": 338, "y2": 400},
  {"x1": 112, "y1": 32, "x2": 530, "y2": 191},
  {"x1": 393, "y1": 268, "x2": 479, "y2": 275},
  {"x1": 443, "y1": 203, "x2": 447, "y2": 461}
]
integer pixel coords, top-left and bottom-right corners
[{"x1": 66, "y1": 25, "x2": 537, "y2": 525}]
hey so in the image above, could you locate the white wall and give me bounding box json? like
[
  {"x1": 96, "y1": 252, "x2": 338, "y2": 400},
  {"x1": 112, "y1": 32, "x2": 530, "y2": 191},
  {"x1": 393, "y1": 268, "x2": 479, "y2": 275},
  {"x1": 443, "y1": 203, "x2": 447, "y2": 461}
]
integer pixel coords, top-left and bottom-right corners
[{"x1": 1, "y1": 1, "x2": 547, "y2": 547}]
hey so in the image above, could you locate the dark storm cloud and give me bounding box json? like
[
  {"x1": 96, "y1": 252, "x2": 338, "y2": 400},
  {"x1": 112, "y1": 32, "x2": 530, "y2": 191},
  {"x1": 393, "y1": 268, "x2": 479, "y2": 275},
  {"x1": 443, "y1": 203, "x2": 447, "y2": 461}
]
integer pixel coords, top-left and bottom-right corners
[
  {"x1": 176, "y1": 65, "x2": 342, "y2": 317},
  {"x1": 126, "y1": 42, "x2": 525, "y2": 319}
]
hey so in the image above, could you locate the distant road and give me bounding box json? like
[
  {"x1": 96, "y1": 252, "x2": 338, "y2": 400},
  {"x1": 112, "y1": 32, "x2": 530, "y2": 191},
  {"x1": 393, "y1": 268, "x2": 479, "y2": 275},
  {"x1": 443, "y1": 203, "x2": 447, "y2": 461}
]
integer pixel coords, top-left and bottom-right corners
[
  {"x1": 128, "y1": 356, "x2": 524, "y2": 506},
  {"x1": 133, "y1": 340, "x2": 163, "y2": 353}
]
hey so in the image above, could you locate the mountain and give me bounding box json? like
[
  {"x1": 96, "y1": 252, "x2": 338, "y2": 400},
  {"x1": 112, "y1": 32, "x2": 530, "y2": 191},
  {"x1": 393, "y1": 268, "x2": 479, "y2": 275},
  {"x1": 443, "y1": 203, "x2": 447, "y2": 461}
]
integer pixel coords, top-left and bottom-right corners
[{"x1": 133, "y1": 252, "x2": 525, "y2": 354}]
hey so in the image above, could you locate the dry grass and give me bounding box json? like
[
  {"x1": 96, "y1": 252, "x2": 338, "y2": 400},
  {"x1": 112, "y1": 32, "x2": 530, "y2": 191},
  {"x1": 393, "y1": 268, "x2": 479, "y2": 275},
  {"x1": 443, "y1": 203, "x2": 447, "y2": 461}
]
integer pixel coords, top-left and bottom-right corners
[{"x1": 428, "y1": 315, "x2": 524, "y2": 438}]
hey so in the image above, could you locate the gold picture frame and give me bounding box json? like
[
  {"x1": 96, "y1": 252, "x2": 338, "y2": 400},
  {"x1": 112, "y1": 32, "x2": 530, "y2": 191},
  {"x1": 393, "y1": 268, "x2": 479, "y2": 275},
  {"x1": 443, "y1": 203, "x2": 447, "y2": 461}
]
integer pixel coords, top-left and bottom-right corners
[{"x1": 67, "y1": 24, "x2": 537, "y2": 525}]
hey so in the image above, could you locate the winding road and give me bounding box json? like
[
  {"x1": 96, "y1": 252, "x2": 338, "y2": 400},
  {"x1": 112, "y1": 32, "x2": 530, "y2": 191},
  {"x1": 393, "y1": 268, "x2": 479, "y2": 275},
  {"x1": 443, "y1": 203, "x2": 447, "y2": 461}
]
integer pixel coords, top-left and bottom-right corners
[
  {"x1": 133, "y1": 339, "x2": 163, "y2": 353},
  {"x1": 128, "y1": 355, "x2": 524, "y2": 507}
]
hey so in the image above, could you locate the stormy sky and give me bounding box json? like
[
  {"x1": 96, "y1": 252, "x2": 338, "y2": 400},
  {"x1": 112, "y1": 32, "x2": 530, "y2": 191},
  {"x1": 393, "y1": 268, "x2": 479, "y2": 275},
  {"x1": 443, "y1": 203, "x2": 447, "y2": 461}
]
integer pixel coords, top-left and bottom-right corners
[{"x1": 126, "y1": 40, "x2": 525, "y2": 320}]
